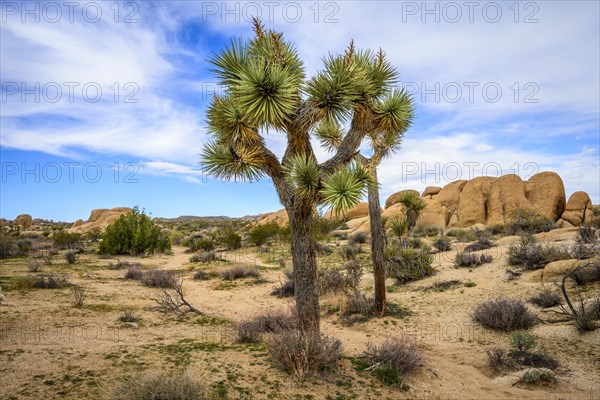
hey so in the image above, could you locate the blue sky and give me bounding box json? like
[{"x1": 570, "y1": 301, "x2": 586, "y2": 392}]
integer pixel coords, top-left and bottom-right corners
[{"x1": 1, "y1": 1, "x2": 599, "y2": 221}]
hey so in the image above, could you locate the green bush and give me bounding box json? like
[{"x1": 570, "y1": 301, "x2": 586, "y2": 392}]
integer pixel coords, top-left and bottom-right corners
[
  {"x1": 52, "y1": 230, "x2": 82, "y2": 250},
  {"x1": 189, "y1": 236, "x2": 215, "y2": 252},
  {"x1": 506, "y1": 208, "x2": 555, "y2": 235},
  {"x1": 248, "y1": 222, "x2": 281, "y2": 246},
  {"x1": 98, "y1": 207, "x2": 171, "y2": 256},
  {"x1": 510, "y1": 331, "x2": 536, "y2": 353},
  {"x1": 387, "y1": 246, "x2": 435, "y2": 283},
  {"x1": 222, "y1": 231, "x2": 242, "y2": 250}
]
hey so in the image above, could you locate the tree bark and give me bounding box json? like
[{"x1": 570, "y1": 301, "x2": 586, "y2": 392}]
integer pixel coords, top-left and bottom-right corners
[
  {"x1": 287, "y1": 200, "x2": 320, "y2": 332},
  {"x1": 367, "y1": 169, "x2": 387, "y2": 315}
]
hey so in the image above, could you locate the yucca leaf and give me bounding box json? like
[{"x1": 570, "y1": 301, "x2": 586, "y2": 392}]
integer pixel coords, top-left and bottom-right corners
[
  {"x1": 200, "y1": 141, "x2": 264, "y2": 182},
  {"x1": 284, "y1": 154, "x2": 320, "y2": 199},
  {"x1": 313, "y1": 118, "x2": 343, "y2": 152}
]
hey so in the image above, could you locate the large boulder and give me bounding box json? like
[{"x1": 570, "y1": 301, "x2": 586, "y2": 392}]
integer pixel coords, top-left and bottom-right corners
[
  {"x1": 324, "y1": 202, "x2": 370, "y2": 221},
  {"x1": 15, "y1": 214, "x2": 33, "y2": 229},
  {"x1": 542, "y1": 259, "x2": 588, "y2": 282},
  {"x1": 561, "y1": 191, "x2": 592, "y2": 226},
  {"x1": 68, "y1": 207, "x2": 132, "y2": 234},
  {"x1": 525, "y1": 172, "x2": 566, "y2": 221},
  {"x1": 384, "y1": 189, "x2": 420, "y2": 209},
  {"x1": 422, "y1": 186, "x2": 442, "y2": 198},
  {"x1": 452, "y1": 177, "x2": 494, "y2": 227},
  {"x1": 436, "y1": 180, "x2": 467, "y2": 223},
  {"x1": 486, "y1": 174, "x2": 531, "y2": 225},
  {"x1": 415, "y1": 197, "x2": 447, "y2": 231}
]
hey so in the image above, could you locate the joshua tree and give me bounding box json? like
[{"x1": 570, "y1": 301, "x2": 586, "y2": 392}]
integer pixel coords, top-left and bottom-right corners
[
  {"x1": 356, "y1": 91, "x2": 414, "y2": 314},
  {"x1": 397, "y1": 191, "x2": 426, "y2": 230},
  {"x1": 202, "y1": 20, "x2": 410, "y2": 331}
]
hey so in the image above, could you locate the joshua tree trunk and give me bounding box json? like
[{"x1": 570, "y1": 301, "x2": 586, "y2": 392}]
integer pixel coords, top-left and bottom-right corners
[
  {"x1": 367, "y1": 169, "x2": 387, "y2": 314},
  {"x1": 287, "y1": 201, "x2": 320, "y2": 331}
]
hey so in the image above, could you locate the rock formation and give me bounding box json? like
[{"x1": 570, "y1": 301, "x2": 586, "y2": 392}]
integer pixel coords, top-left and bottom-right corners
[
  {"x1": 15, "y1": 214, "x2": 33, "y2": 230},
  {"x1": 68, "y1": 207, "x2": 132, "y2": 234}
]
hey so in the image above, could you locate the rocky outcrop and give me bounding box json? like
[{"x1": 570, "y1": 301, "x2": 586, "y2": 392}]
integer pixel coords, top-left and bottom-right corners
[
  {"x1": 374, "y1": 171, "x2": 593, "y2": 232},
  {"x1": 525, "y1": 172, "x2": 566, "y2": 220},
  {"x1": 422, "y1": 186, "x2": 442, "y2": 198},
  {"x1": 256, "y1": 208, "x2": 289, "y2": 226},
  {"x1": 384, "y1": 189, "x2": 420, "y2": 209},
  {"x1": 68, "y1": 207, "x2": 132, "y2": 234},
  {"x1": 324, "y1": 202, "x2": 370, "y2": 221},
  {"x1": 560, "y1": 191, "x2": 594, "y2": 227},
  {"x1": 15, "y1": 214, "x2": 33, "y2": 229}
]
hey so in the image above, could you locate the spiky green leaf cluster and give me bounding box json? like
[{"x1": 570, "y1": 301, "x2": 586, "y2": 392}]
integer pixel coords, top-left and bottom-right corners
[
  {"x1": 314, "y1": 118, "x2": 343, "y2": 152},
  {"x1": 284, "y1": 154, "x2": 320, "y2": 199},
  {"x1": 201, "y1": 142, "x2": 264, "y2": 182},
  {"x1": 321, "y1": 161, "x2": 374, "y2": 216}
]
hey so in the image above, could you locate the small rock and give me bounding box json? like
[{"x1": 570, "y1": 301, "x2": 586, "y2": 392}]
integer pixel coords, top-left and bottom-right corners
[{"x1": 123, "y1": 322, "x2": 139, "y2": 329}]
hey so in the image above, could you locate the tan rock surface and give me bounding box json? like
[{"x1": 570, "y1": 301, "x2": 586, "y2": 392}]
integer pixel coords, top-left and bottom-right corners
[{"x1": 525, "y1": 172, "x2": 566, "y2": 220}]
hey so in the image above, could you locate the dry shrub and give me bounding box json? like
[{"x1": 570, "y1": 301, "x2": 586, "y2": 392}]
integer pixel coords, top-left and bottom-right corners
[
  {"x1": 487, "y1": 348, "x2": 513, "y2": 372},
  {"x1": 473, "y1": 298, "x2": 536, "y2": 331},
  {"x1": 119, "y1": 310, "x2": 139, "y2": 323},
  {"x1": 70, "y1": 285, "x2": 86, "y2": 308},
  {"x1": 464, "y1": 233, "x2": 494, "y2": 252},
  {"x1": 338, "y1": 244, "x2": 362, "y2": 260},
  {"x1": 455, "y1": 251, "x2": 493, "y2": 267},
  {"x1": 507, "y1": 235, "x2": 572, "y2": 270},
  {"x1": 141, "y1": 270, "x2": 177, "y2": 288},
  {"x1": 341, "y1": 291, "x2": 375, "y2": 319},
  {"x1": 64, "y1": 250, "x2": 78, "y2": 264},
  {"x1": 267, "y1": 329, "x2": 342, "y2": 379},
  {"x1": 433, "y1": 237, "x2": 451, "y2": 252},
  {"x1": 32, "y1": 274, "x2": 71, "y2": 289},
  {"x1": 192, "y1": 270, "x2": 216, "y2": 281},
  {"x1": 124, "y1": 266, "x2": 144, "y2": 280},
  {"x1": 387, "y1": 246, "x2": 435, "y2": 283},
  {"x1": 219, "y1": 265, "x2": 259, "y2": 281},
  {"x1": 348, "y1": 232, "x2": 369, "y2": 245},
  {"x1": 112, "y1": 370, "x2": 205, "y2": 400},
  {"x1": 529, "y1": 289, "x2": 562, "y2": 308},
  {"x1": 271, "y1": 268, "x2": 294, "y2": 298},
  {"x1": 576, "y1": 226, "x2": 597, "y2": 244},
  {"x1": 234, "y1": 309, "x2": 296, "y2": 343},
  {"x1": 189, "y1": 251, "x2": 216, "y2": 264},
  {"x1": 571, "y1": 261, "x2": 600, "y2": 285},
  {"x1": 108, "y1": 260, "x2": 142, "y2": 270},
  {"x1": 363, "y1": 337, "x2": 423, "y2": 378}
]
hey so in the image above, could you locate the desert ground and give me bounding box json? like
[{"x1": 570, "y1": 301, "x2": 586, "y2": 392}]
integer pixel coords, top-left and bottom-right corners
[{"x1": 1, "y1": 216, "x2": 599, "y2": 400}]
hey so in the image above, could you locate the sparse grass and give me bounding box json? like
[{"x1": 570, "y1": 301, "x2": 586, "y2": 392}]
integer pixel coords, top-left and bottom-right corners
[
  {"x1": 70, "y1": 285, "x2": 87, "y2": 308},
  {"x1": 112, "y1": 370, "x2": 205, "y2": 400},
  {"x1": 119, "y1": 310, "x2": 139, "y2": 323},
  {"x1": 267, "y1": 329, "x2": 342, "y2": 380},
  {"x1": 473, "y1": 298, "x2": 536, "y2": 331},
  {"x1": 576, "y1": 226, "x2": 597, "y2": 244},
  {"x1": 454, "y1": 251, "x2": 493, "y2": 267},
  {"x1": 219, "y1": 265, "x2": 259, "y2": 281},
  {"x1": 529, "y1": 289, "x2": 562, "y2": 308},
  {"x1": 446, "y1": 229, "x2": 477, "y2": 242},
  {"x1": 487, "y1": 348, "x2": 512, "y2": 372}
]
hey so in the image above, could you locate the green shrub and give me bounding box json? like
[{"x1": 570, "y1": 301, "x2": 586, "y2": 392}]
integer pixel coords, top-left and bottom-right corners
[
  {"x1": 506, "y1": 208, "x2": 555, "y2": 235},
  {"x1": 510, "y1": 331, "x2": 536, "y2": 352},
  {"x1": 522, "y1": 368, "x2": 556, "y2": 384},
  {"x1": 387, "y1": 246, "x2": 435, "y2": 283},
  {"x1": 390, "y1": 217, "x2": 408, "y2": 238},
  {"x1": 248, "y1": 222, "x2": 281, "y2": 246},
  {"x1": 52, "y1": 230, "x2": 82, "y2": 250},
  {"x1": 99, "y1": 207, "x2": 171, "y2": 256},
  {"x1": 188, "y1": 236, "x2": 215, "y2": 252},
  {"x1": 222, "y1": 231, "x2": 242, "y2": 250}
]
